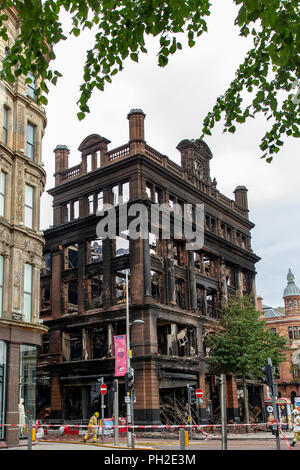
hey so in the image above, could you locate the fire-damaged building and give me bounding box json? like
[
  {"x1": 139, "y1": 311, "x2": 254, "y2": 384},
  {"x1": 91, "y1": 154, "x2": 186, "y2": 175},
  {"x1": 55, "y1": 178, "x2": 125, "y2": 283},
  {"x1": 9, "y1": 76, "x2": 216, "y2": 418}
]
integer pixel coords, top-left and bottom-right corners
[{"x1": 37, "y1": 109, "x2": 260, "y2": 425}]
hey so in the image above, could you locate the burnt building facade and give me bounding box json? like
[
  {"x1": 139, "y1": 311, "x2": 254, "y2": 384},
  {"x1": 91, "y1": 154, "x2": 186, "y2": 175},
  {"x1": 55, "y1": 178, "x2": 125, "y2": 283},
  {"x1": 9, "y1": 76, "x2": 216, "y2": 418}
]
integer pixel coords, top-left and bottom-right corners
[{"x1": 38, "y1": 109, "x2": 260, "y2": 425}]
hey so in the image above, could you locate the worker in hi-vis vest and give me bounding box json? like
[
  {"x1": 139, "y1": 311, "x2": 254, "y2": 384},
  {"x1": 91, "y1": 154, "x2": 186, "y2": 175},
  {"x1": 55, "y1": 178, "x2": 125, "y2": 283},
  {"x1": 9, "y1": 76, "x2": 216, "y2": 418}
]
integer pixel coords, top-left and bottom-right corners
[{"x1": 291, "y1": 409, "x2": 300, "y2": 447}]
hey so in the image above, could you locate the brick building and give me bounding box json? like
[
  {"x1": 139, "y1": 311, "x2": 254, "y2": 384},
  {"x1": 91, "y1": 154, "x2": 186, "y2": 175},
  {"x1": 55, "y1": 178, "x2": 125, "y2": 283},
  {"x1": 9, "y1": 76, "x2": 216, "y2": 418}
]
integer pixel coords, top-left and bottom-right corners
[
  {"x1": 259, "y1": 269, "x2": 300, "y2": 404},
  {"x1": 38, "y1": 109, "x2": 260, "y2": 425},
  {"x1": 0, "y1": 7, "x2": 48, "y2": 448}
]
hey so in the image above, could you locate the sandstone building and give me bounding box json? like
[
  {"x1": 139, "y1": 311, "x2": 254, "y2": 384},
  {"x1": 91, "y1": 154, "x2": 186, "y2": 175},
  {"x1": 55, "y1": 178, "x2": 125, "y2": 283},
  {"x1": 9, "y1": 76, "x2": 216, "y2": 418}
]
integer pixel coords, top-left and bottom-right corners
[
  {"x1": 0, "y1": 7, "x2": 48, "y2": 448},
  {"x1": 260, "y1": 269, "x2": 300, "y2": 404},
  {"x1": 38, "y1": 109, "x2": 260, "y2": 425}
]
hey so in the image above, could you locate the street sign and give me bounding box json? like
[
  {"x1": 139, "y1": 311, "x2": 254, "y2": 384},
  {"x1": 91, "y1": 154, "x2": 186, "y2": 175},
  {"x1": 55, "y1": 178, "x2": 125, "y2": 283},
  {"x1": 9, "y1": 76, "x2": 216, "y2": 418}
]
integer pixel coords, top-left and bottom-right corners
[
  {"x1": 196, "y1": 389, "x2": 203, "y2": 398},
  {"x1": 100, "y1": 383, "x2": 107, "y2": 395}
]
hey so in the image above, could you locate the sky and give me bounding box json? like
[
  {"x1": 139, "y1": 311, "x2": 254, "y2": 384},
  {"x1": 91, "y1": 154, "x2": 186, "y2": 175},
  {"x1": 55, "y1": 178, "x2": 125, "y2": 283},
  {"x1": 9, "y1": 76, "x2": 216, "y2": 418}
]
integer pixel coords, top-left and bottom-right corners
[{"x1": 40, "y1": 0, "x2": 300, "y2": 308}]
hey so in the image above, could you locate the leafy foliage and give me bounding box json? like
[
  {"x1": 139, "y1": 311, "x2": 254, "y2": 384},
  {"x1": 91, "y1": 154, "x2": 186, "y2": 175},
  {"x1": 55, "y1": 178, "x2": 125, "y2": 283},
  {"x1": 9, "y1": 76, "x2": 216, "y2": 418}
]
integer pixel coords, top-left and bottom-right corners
[
  {"x1": 0, "y1": 1, "x2": 299, "y2": 160},
  {"x1": 206, "y1": 293, "x2": 288, "y2": 379}
]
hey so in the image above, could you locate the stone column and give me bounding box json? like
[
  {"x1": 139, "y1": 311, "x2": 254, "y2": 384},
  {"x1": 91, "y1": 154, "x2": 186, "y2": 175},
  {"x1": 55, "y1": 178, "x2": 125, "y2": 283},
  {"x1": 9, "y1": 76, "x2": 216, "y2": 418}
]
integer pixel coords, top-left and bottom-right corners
[
  {"x1": 226, "y1": 376, "x2": 240, "y2": 423},
  {"x1": 133, "y1": 358, "x2": 161, "y2": 426},
  {"x1": 77, "y1": 241, "x2": 86, "y2": 314},
  {"x1": 143, "y1": 235, "x2": 152, "y2": 302},
  {"x1": 167, "y1": 241, "x2": 176, "y2": 304},
  {"x1": 188, "y1": 251, "x2": 197, "y2": 311},
  {"x1": 32, "y1": 264, "x2": 40, "y2": 323},
  {"x1": 220, "y1": 258, "x2": 228, "y2": 305},
  {"x1": 91, "y1": 152, "x2": 97, "y2": 170},
  {"x1": 102, "y1": 188, "x2": 113, "y2": 308},
  {"x1": 50, "y1": 376, "x2": 63, "y2": 420},
  {"x1": 129, "y1": 235, "x2": 144, "y2": 305},
  {"x1": 199, "y1": 373, "x2": 210, "y2": 424},
  {"x1": 2, "y1": 253, "x2": 10, "y2": 318},
  {"x1": 102, "y1": 239, "x2": 113, "y2": 308},
  {"x1": 250, "y1": 273, "x2": 258, "y2": 309},
  {"x1": 236, "y1": 266, "x2": 243, "y2": 297},
  {"x1": 51, "y1": 250, "x2": 63, "y2": 318}
]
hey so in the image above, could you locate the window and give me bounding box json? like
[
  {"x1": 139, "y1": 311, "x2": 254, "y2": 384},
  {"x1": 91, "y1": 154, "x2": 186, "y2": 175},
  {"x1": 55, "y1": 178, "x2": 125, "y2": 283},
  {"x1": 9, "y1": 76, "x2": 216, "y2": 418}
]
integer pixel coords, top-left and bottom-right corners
[
  {"x1": 112, "y1": 185, "x2": 119, "y2": 205},
  {"x1": 27, "y1": 72, "x2": 36, "y2": 100},
  {"x1": 26, "y1": 123, "x2": 35, "y2": 160},
  {"x1": 24, "y1": 264, "x2": 33, "y2": 322},
  {"x1": 121, "y1": 182, "x2": 129, "y2": 203},
  {"x1": 149, "y1": 233, "x2": 157, "y2": 254},
  {"x1": 43, "y1": 253, "x2": 51, "y2": 275},
  {"x1": 89, "y1": 239, "x2": 103, "y2": 263},
  {"x1": 88, "y1": 194, "x2": 94, "y2": 214},
  {"x1": 155, "y1": 187, "x2": 162, "y2": 204},
  {"x1": 3, "y1": 106, "x2": 8, "y2": 145},
  {"x1": 0, "y1": 171, "x2": 5, "y2": 217},
  {"x1": 0, "y1": 255, "x2": 3, "y2": 317},
  {"x1": 19, "y1": 345, "x2": 37, "y2": 428},
  {"x1": 116, "y1": 235, "x2": 129, "y2": 256},
  {"x1": 96, "y1": 191, "x2": 103, "y2": 212},
  {"x1": 73, "y1": 200, "x2": 79, "y2": 219},
  {"x1": 25, "y1": 184, "x2": 34, "y2": 229},
  {"x1": 288, "y1": 326, "x2": 300, "y2": 340},
  {"x1": 145, "y1": 184, "x2": 152, "y2": 199}
]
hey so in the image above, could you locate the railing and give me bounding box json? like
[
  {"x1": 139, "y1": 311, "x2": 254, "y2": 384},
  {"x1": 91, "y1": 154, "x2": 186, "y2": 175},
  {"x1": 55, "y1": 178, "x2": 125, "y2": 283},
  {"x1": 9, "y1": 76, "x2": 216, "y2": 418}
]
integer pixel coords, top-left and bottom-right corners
[
  {"x1": 145, "y1": 144, "x2": 164, "y2": 164},
  {"x1": 107, "y1": 144, "x2": 130, "y2": 162},
  {"x1": 62, "y1": 164, "x2": 81, "y2": 181},
  {"x1": 167, "y1": 159, "x2": 183, "y2": 177},
  {"x1": 59, "y1": 141, "x2": 248, "y2": 223}
]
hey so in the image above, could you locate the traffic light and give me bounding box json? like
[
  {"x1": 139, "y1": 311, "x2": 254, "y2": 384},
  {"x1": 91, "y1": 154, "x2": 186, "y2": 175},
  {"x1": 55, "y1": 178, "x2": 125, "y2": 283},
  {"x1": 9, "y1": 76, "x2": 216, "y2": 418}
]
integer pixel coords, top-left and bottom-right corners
[
  {"x1": 190, "y1": 387, "x2": 197, "y2": 404},
  {"x1": 97, "y1": 376, "x2": 104, "y2": 391},
  {"x1": 125, "y1": 371, "x2": 134, "y2": 392},
  {"x1": 187, "y1": 385, "x2": 196, "y2": 404},
  {"x1": 261, "y1": 364, "x2": 273, "y2": 388}
]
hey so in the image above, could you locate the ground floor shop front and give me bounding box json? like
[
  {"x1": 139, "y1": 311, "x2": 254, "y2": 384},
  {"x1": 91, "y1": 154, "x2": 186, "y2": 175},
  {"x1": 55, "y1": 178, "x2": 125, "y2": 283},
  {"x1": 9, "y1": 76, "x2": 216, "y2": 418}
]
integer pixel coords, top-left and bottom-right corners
[
  {"x1": 36, "y1": 356, "x2": 264, "y2": 427},
  {"x1": 0, "y1": 322, "x2": 46, "y2": 448}
]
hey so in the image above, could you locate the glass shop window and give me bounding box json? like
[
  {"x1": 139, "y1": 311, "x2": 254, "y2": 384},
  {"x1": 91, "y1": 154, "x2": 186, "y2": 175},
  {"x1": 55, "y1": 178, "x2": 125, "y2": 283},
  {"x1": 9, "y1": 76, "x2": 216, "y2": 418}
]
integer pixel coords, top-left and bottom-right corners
[
  {"x1": 0, "y1": 340, "x2": 7, "y2": 440},
  {"x1": 19, "y1": 345, "x2": 37, "y2": 431}
]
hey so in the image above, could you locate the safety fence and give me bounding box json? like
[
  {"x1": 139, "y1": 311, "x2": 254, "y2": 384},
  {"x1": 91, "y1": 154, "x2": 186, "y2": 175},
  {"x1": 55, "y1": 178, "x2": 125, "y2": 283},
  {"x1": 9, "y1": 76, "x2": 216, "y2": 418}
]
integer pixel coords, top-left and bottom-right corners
[
  {"x1": 0, "y1": 420, "x2": 288, "y2": 433},
  {"x1": 0, "y1": 420, "x2": 294, "y2": 450}
]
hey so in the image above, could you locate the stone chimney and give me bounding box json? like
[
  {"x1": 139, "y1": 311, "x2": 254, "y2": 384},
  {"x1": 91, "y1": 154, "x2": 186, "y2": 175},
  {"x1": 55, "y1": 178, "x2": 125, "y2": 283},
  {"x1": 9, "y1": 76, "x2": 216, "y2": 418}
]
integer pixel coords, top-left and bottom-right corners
[
  {"x1": 234, "y1": 186, "x2": 249, "y2": 218},
  {"x1": 53, "y1": 145, "x2": 70, "y2": 185},
  {"x1": 257, "y1": 295, "x2": 263, "y2": 313},
  {"x1": 127, "y1": 108, "x2": 146, "y2": 154}
]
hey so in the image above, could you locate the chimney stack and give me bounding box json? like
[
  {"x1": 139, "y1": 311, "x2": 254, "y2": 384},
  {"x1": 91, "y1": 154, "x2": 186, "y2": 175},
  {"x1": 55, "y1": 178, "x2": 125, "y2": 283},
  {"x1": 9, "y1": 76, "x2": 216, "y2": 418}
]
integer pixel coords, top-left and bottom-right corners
[
  {"x1": 127, "y1": 108, "x2": 146, "y2": 154},
  {"x1": 234, "y1": 186, "x2": 249, "y2": 218},
  {"x1": 257, "y1": 295, "x2": 263, "y2": 313},
  {"x1": 53, "y1": 145, "x2": 70, "y2": 186}
]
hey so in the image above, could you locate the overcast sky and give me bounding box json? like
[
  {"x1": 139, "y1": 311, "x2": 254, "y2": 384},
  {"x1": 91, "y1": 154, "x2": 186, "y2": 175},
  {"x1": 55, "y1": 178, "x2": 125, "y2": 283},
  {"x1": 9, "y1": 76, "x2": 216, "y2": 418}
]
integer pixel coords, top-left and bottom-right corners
[{"x1": 40, "y1": 1, "x2": 300, "y2": 308}]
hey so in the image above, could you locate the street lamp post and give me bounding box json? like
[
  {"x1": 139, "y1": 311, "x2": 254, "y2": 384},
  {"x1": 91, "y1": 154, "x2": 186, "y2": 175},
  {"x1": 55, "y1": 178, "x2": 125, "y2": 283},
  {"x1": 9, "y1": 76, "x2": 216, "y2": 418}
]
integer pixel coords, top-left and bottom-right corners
[
  {"x1": 125, "y1": 269, "x2": 144, "y2": 448},
  {"x1": 125, "y1": 269, "x2": 132, "y2": 448}
]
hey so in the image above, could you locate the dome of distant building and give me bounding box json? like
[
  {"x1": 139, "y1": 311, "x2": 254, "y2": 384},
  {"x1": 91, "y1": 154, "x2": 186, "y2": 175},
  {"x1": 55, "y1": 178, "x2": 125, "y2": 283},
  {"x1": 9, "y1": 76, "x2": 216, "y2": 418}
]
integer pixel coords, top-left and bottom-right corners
[{"x1": 283, "y1": 269, "x2": 300, "y2": 297}]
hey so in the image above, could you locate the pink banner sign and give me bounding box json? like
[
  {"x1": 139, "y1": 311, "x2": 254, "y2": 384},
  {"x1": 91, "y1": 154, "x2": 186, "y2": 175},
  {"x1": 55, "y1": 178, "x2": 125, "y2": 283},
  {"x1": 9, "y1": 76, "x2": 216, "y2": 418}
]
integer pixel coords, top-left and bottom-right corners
[{"x1": 114, "y1": 335, "x2": 127, "y2": 377}]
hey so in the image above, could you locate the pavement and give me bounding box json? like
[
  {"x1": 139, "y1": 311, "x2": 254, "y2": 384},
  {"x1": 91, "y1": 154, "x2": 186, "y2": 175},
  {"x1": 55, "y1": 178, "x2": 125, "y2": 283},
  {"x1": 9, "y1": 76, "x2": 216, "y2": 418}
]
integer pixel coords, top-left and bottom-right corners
[{"x1": 1, "y1": 431, "x2": 295, "y2": 451}]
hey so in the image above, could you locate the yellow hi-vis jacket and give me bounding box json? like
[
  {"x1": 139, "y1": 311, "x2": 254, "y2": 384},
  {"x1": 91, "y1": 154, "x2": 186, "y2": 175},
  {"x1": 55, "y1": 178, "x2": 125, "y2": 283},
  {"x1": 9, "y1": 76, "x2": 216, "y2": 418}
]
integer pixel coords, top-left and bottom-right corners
[
  {"x1": 294, "y1": 415, "x2": 300, "y2": 432},
  {"x1": 89, "y1": 415, "x2": 98, "y2": 427}
]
